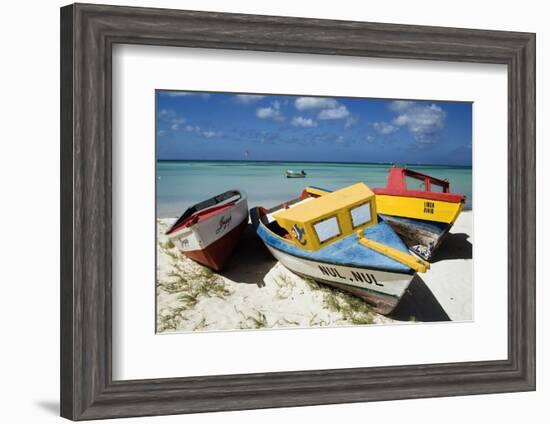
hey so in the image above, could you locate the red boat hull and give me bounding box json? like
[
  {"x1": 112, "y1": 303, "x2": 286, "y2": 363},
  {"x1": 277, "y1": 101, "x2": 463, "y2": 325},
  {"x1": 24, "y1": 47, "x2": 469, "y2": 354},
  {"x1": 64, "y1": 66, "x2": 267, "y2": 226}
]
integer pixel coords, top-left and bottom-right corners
[{"x1": 183, "y1": 219, "x2": 248, "y2": 271}]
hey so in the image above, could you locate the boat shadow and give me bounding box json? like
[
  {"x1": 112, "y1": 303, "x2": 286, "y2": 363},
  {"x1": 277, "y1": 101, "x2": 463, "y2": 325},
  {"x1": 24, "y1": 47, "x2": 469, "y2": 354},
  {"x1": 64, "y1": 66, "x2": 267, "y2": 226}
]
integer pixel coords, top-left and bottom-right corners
[
  {"x1": 389, "y1": 274, "x2": 451, "y2": 322},
  {"x1": 220, "y1": 225, "x2": 461, "y2": 320},
  {"x1": 430, "y1": 232, "x2": 472, "y2": 263},
  {"x1": 219, "y1": 223, "x2": 277, "y2": 287}
]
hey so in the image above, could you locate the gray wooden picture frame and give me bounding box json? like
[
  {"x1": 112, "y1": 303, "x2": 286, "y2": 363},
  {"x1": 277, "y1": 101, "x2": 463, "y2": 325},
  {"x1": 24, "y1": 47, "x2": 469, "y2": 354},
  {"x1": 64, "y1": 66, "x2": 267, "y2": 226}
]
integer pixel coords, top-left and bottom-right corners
[{"x1": 60, "y1": 3, "x2": 536, "y2": 421}]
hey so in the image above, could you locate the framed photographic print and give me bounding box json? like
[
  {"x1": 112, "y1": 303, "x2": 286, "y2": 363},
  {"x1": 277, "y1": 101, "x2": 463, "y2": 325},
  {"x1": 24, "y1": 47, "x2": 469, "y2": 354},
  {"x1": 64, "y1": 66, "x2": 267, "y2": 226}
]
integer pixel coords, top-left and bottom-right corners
[
  {"x1": 154, "y1": 90, "x2": 473, "y2": 332},
  {"x1": 60, "y1": 3, "x2": 535, "y2": 420}
]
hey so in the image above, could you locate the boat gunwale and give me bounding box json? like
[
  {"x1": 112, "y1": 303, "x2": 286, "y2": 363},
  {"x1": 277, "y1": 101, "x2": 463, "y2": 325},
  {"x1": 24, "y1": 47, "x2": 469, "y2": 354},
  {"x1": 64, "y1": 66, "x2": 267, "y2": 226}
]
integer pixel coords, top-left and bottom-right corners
[
  {"x1": 373, "y1": 167, "x2": 466, "y2": 203},
  {"x1": 166, "y1": 191, "x2": 246, "y2": 236},
  {"x1": 373, "y1": 188, "x2": 465, "y2": 203}
]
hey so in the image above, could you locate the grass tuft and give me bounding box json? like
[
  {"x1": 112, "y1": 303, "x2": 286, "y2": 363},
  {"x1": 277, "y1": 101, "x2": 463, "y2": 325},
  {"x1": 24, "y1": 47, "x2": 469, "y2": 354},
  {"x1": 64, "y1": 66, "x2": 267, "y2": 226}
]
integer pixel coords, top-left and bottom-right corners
[
  {"x1": 322, "y1": 289, "x2": 375, "y2": 325},
  {"x1": 193, "y1": 316, "x2": 208, "y2": 331},
  {"x1": 308, "y1": 312, "x2": 329, "y2": 327},
  {"x1": 156, "y1": 253, "x2": 232, "y2": 332},
  {"x1": 302, "y1": 277, "x2": 321, "y2": 291},
  {"x1": 275, "y1": 318, "x2": 300, "y2": 326},
  {"x1": 236, "y1": 308, "x2": 269, "y2": 329},
  {"x1": 164, "y1": 250, "x2": 180, "y2": 261},
  {"x1": 159, "y1": 239, "x2": 175, "y2": 250},
  {"x1": 157, "y1": 305, "x2": 189, "y2": 332},
  {"x1": 160, "y1": 266, "x2": 231, "y2": 301},
  {"x1": 274, "y1": 274, "x2": 296, "y2": 299}
]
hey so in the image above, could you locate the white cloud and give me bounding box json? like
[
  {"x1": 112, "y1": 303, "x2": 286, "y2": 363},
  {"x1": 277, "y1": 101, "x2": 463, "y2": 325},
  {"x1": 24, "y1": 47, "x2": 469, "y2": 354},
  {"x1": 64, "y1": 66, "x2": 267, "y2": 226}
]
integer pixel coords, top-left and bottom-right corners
[
  {"x1": 256, "y1": 107, "x2": 276, "y2": 119},
  {"x1": 369, "y1": 101, "x2": 446, "y2": 144},
  {"x1": 372, "y1": 121, "x2": 398, "y2": 135},
  {"x1": 164, "y1": 92, "x2": 210, "y2": 98},
  {"x1": 158, "y1": 110, "x2": 186, "y2": 131},
  {"x1": 318, "y1": 105, "x2": 350, "y2": 120},
  {"x1": 234, "y1": 95, "x2": 266, "y2": 104},
  {"x1": 170, "y1": 117, "x2": 186, "y2": 131},
  {"x1": 389, "y1": 100, "x2": 415, "y2": 112},
  {"x1": 291, "y1": 116, "x2": 317, "y2": 127},
  {"x1": 157, "y1": 106, "x2": 220, "y2": 138},
  {"x1": 158, "y1": 109, "x2": 176, "y2": 120},
  {"x1": 295, "y1": 97, "x2": 350, "y2": 121},
  {"x1": 201, "y1": 131, "x2": 219, "y2": 138},
  {"x1": 295, "y1": 97, "x2": 339, "y2": 111},
  {"x1": 184, "y1": 124, "x2": 221, "y2": 138},
  {"x1": 345, "y1": 116, "x2": 358, "y2": 128},
  {"x1": 256, "y1": 101, "x2": 284, "y2": 121},
  {"x1": 391, "y1": 103, "x2": 446, "y2": 144}
]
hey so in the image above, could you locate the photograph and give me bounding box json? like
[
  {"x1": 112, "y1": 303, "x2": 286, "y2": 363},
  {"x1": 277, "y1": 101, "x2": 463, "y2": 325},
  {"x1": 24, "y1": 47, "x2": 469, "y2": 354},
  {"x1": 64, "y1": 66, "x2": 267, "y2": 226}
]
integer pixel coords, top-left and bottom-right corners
[{"x1": 155, "y1": 90, "x2": 473, "y2": 333}]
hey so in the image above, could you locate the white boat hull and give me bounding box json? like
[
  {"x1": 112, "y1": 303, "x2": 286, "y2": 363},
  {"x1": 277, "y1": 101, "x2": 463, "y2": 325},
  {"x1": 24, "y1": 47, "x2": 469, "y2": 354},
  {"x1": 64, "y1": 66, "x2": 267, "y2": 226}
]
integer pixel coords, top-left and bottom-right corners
[
  {"x1": 265, "y1": 244, "x2": 413, "y2": 314},
  {"x1": 168, "y1": 197, "x2": 248, "y2": 252},
  {"x1": 166, "y1": 195, "x2": 249, "y2": 270}
]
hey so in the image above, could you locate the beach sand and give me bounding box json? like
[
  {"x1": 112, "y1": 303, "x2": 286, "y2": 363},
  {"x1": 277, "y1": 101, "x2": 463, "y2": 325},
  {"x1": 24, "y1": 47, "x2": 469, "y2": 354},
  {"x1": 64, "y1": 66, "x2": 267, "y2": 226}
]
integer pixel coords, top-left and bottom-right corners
[{"x1": 156, "y1": 211, "x2": 473, "y2": 333}]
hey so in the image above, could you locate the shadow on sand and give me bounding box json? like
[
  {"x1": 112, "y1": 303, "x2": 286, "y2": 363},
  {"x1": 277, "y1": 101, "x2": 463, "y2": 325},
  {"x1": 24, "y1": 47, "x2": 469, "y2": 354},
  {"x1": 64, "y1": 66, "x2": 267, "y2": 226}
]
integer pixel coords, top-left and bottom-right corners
[
  {"x1": 431, "y1": 232, "x2": 472, "y2": 263},
  {"x1": 389, "y1": 274, "x2": 450, "y2": 322},
  {"x1": 389, "y1": 232, "x2": 472, "y2": 321},
  {"x1": 220, "y1": 227, "x2": 465, "y2": 321},
  {"x1": 219, "y1": 224, "x2": 276, "y2": 287}
]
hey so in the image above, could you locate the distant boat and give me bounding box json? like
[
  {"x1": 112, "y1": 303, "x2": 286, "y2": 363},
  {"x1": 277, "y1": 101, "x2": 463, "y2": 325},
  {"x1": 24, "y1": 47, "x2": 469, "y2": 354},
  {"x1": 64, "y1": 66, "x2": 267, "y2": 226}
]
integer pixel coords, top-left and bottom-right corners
[
  {"x1": 285, "y1": 169, "x2": 307, "y2": 178},
  {"x1": 165, "y1": 190, "x2": 248, "y2": 271},
  {"x1": 251, "y1": 183, "x2": 429, "y2": 314},
  {"x1": 372, "y1": 167, "x2": 466, "y2": 261}
]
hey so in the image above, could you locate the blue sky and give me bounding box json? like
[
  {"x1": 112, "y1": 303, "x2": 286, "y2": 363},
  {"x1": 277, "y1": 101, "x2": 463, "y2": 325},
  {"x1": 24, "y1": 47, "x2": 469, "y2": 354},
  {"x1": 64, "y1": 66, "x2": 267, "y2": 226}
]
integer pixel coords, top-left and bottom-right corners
[{"x1": 156, "y1": 91, "x2": 472, "y2": 166}]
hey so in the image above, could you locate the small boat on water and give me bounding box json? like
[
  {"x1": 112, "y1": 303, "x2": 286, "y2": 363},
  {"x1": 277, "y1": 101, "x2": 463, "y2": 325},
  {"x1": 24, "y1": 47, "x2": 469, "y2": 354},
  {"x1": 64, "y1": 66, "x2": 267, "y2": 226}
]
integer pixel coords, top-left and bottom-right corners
[
  {"x1": 165, "y1": 190, "x2": 248, "y2": 271},
  {"x1": 372, "y1": 167, "x2": 466, "y2": 261},
  {"x1": 251, "y1": 183, "x2": 429, "y2": 314},
  {"x1": 286, "y1": 170, "x2": 306, "y2": 178}
]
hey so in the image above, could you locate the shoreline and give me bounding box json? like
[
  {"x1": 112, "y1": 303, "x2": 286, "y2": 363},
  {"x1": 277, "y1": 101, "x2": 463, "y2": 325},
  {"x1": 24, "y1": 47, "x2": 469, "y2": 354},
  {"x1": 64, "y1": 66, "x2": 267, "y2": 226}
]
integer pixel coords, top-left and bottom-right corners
[{"x1": 156, "y1": 211, "x2": 473, "y2": 333}]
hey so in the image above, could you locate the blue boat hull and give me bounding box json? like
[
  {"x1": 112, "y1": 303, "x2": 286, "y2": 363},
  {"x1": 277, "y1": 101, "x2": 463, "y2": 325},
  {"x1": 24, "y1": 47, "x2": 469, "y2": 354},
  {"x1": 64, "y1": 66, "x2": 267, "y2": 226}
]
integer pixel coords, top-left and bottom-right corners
[{"x1": 251, "y1": 207, "x2": 416, "y2": 314}]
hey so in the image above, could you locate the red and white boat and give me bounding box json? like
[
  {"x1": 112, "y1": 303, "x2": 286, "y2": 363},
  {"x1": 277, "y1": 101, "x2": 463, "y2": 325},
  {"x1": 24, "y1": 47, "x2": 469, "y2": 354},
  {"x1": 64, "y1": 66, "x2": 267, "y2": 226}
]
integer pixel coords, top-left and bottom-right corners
[{"x1": 165, "y1": 190, "x2": 249, "y2": 271}]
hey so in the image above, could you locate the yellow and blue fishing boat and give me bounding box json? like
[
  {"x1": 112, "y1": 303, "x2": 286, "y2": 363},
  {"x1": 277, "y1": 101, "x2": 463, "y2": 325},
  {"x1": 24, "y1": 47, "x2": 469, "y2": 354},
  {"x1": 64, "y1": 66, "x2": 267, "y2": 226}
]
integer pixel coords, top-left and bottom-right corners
[
  {"x1": 250, "y1": 183, "x2": 429, "y2": 314},
  {"x1": 373, "y1": 168, "x2": 466, "y2": 261}
]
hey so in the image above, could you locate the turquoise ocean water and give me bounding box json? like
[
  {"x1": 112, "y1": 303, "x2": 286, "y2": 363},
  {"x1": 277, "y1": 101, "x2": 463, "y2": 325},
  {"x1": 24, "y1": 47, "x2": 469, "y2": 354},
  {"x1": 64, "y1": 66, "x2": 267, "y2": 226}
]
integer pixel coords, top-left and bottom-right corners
[{"x1": 157, "y1": 161, "x2": 472, "y2": 218}]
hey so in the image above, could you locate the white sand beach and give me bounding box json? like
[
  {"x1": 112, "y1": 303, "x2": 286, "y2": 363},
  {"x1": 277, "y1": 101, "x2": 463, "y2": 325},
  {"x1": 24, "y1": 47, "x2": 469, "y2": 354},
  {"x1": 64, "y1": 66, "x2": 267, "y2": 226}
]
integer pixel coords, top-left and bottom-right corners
[{"x1": 156, "y1": 211, "x2": 473, "y2": 333}]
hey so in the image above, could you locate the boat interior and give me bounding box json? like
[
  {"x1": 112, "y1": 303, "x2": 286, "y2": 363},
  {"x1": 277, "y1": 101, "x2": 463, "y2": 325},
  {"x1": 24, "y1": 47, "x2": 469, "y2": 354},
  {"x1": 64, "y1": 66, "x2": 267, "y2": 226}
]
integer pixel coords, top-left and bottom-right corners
[
  {"x1": 169, "y1": 189, "x2": 242, "y2": 231},
  {"x1": 403, "y1": 169, "x2": 450, "y2": 193}
]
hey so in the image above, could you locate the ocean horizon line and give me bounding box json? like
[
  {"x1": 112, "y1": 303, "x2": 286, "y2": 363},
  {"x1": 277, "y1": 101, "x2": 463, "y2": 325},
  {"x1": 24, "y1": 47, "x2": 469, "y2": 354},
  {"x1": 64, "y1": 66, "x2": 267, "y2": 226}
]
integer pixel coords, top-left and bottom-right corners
[{"x1": 156, "y1": 159, "x2": 472, "y2": 168}]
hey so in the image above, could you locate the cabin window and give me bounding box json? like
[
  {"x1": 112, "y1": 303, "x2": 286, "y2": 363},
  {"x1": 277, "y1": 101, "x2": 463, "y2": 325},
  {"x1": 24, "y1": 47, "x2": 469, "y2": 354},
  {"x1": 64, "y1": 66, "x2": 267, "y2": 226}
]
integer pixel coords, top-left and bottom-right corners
[
  {"x1": 313, "y1": 216, "x2": 341, "y2": 243},
  {"x1": 430, "y1": 182, "x2": 447, "y2": 193},
  {"x1": 405, "y1": 175, "x2": 425, "y2": 191},
  {"x1": 350, "y1": 202, "x2": 372, "y2": 228}
]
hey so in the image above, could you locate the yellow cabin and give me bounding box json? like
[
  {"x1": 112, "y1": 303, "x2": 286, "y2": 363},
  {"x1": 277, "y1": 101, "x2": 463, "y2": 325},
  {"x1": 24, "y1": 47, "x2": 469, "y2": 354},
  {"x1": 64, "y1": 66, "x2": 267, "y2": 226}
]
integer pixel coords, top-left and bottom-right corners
[{"x1": 272, "y1": 183, "x2": 378, "y2": 251}]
